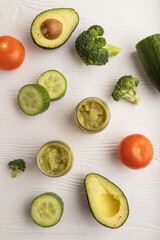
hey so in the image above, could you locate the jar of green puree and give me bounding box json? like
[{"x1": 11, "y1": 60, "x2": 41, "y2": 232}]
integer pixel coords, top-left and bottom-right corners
[
  {"x1": 74, "y1": 97, "x2": 111, "y2": 133},
  {"x1": 37, "y1": 140, "x2": 74, "y2": 177}
]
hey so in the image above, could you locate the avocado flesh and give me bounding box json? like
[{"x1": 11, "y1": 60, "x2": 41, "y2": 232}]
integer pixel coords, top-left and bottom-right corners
[
  {"x1": 31, "y1": 8, "x2": 79, "y2": 49},
  {"x1": 85, "y1": 173, "x2": 129, "y2": 228}
]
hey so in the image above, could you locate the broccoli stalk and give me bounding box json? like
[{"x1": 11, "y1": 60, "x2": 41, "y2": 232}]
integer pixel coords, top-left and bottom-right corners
[
  {"x1": 105, "y1": 44, "x2": 122, "y2": 56},
  {"x1": 112, "y1": 75, "x2": 140, "y2": 104},
  {"x1": 75, "y1": 25, "x2": 122, "y2": 66},
  {"x1": 12, "y1": 170, "x2": 19, "y2": 178},
  {"x1": 8, "y1": 159, "x2": 26, "y2": 178}
]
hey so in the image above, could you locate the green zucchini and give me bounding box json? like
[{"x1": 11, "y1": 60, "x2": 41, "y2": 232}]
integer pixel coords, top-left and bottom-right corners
[
  {"x1": 30, "y1": 192, "x2": 63, "y2": 227},
  {"x1": 18, "y1": 84, "x2": 50, "y2": 116},
  {"x1": 136, "y1": 34, "x2": 160, "y2": 92},
  {"x1": 37, "y1": 70, "x2": 67, "y2": 100}
]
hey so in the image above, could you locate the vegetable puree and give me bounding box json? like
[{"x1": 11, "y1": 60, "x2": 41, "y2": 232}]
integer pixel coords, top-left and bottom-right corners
[
  {"x1": 39, "y1": 144, "x2": 70, "y2": 175},
  {"x1": 78, "y1": 100, "x2": 107, "y2": 130}
]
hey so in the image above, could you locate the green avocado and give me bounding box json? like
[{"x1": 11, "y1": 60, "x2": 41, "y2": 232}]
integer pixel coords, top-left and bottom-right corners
[
  {"x1": 85, "y1": 173, "x2": 129, "y2": 228},
  {"x1": 31, "y1": 8, "x2": 79, "y2": 49}
]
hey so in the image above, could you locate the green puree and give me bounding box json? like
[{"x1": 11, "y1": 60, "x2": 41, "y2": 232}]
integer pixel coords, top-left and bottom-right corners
[
  {"x1": 40, "y1": 144, "x2": 70, "y2": 174},
  {"x1": 78, "y1": 100, "x2": 107, "y2": 130}
]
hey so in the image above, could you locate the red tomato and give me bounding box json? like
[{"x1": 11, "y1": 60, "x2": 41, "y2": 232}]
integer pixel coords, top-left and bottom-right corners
[
  {"x1": 0, "y1": 36, "x2": 25, "y2": 70},
  {"x1": 119, "y1": 134, "x2": 154, "y2": 169}
]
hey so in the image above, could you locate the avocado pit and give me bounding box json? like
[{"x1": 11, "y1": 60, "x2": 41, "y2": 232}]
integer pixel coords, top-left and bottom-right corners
[{"x1": 41, "y1": 19, "x2": 63, "y2": 40}]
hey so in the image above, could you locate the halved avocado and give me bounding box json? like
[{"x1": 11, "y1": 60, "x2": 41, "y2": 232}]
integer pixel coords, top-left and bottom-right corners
[
  {"x1": 31, "y1": 8, "x2": 79, "y2": 49},
  {"x1": 85, "y1": 173, "x2": 129, "y2": 228}
]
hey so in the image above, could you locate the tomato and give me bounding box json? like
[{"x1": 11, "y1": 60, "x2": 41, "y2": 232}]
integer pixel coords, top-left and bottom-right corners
[
  {"x1": 119, "y1": 134, "x2": 154, "y2": 169},
  {"x1": 0, "y1": 36, "x2": 25, "y2": 70}
]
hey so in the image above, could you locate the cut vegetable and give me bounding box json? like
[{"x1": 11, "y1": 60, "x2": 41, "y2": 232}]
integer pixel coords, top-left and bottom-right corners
[
  {"x1": 31, "y1": 8, "x2": 79, "y2": 49},
  {"x1": 18, "y1": 84, "x2": 50, "y2": 116},
  {"x1": 136, "y1": 34, "x2": 160, "y2": 92},
  {"x1": 30, "y1": 192, "x2": 63, "y2": 227},
  {"x1": 38, "y1": 70, "x2": 67, "y2": 100},
  {"x1": 85, "y1": 173, "x2": 129, "y2": 228}
]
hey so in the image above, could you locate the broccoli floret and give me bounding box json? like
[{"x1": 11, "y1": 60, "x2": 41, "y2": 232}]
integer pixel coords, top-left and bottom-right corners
[
  {"x1": 8, "y1": 159, "x2": 26, "y2": 178},
  {"x1": 112, "y1": 75, "x2": 140, "y2": 104},
  {"x1": 75, "y1": 25, "x2": 122, "y2": 66}
]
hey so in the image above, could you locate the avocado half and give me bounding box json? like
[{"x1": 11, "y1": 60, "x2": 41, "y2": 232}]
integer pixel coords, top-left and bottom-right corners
[
  {"x1": 85, "y1": 173, "x2": 129, "y2": 228},
  {"x1": 31, "y1": 8, "x2": 79, "y2": 49}
]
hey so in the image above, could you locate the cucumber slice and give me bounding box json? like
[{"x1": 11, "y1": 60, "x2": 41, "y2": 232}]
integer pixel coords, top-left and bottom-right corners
[
  {"x1": 18, "y1": 84, "x2": 50, "y2": 116},
  {"x1": 37, "y1": 70, "x2": 67, "y2": 100},
  {"x1": 30, "y1": 192, "x2": 63, "y2": 227}
]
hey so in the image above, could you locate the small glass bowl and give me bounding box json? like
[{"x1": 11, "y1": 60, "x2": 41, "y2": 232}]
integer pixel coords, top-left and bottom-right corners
[
  {"x1": 37, "y1": 140, "x2": 74, "y2": 177},
  {"x1": 74, "y1": 97, "x2": 111, "y2": 134}
]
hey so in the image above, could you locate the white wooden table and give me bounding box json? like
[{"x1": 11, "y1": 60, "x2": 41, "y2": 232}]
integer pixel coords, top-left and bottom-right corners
[{"x1": 0, "y1": 0, "x2": 160, "y2": 239}]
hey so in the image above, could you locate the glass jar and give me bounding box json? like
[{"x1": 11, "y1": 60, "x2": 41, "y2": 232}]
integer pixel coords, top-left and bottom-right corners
[
  {"x1": 37, "y1": 140, "x2": 74, "y2": 177},
  {"x1": 74, "y1": 97, "x2": 111, "y2": 134}
]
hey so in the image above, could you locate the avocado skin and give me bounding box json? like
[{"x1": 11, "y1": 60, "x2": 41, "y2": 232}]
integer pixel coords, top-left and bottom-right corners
[
  {"x1": 30, "y1": 8, "x2": 79, "y2": 49},
  {"x1": 84, "y1": 173, "x2": 129, "y2": 229}
]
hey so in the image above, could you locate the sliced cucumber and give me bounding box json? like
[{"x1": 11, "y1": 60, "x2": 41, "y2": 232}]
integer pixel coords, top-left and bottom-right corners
[
  {"x1": 37, "y1": 70, "x2": 67, "y2": 100},
  {"x1": 18, "y1": 84, "x2": 50, "y2": 116},
  {"x1": 30, "y1": 192, "x2": 64, "y2": 227}
]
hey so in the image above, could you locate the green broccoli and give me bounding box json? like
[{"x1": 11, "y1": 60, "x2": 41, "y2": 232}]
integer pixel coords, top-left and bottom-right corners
[
  {"x1": 112, "y1": 75, "x2": 140, "y2": 104},
  {"x1": 8, "y1": 159, "x2": 26, "y2": 178},
  {"x1": 75, "y1": 25, "x2": 122, "y2": 66}
]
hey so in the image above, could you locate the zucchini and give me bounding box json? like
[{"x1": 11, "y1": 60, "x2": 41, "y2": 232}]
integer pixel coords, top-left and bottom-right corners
[
  {"x1": 136, "y1": 34, "x2": 160, "y2": 92},
  {"x1": 37, "y1": 70, "x2": 67, "y2": 100},
  {"x1": 30, "y1": 192, "x2": 63, "y2": 227},
  {"x1": 18, "y1": 84, "x2": 50, "y2": 116}
]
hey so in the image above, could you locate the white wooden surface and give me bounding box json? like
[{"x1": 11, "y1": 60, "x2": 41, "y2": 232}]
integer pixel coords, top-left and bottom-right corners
[{"x1": 0, "y1": 0, "x2": 160, "y2": 239}]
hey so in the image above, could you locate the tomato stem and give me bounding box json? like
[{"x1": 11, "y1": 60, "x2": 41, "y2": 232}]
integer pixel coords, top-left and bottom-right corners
[{"x1": 2, "y1": 43, "x2": 8, "y2": 48}]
